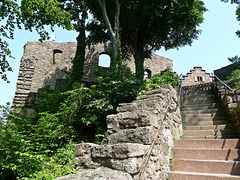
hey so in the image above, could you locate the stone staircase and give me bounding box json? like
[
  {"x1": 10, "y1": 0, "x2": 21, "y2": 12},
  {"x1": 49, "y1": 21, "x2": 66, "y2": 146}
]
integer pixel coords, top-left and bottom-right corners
[{"x1": 169, "y1": 90, "x2": 240, "y2": 179}]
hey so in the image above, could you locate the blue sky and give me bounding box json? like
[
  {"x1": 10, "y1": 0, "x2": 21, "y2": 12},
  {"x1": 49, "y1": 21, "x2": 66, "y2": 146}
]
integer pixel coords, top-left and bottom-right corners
[{"x1": 0, "y1": 0, "x2": 240, "y2": 106}]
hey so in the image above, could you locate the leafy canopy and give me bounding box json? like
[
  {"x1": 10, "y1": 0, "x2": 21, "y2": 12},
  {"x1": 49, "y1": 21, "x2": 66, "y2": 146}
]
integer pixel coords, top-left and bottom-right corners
[{"x1": 0, "y1": 0, "x2": 21, "y2": 82}]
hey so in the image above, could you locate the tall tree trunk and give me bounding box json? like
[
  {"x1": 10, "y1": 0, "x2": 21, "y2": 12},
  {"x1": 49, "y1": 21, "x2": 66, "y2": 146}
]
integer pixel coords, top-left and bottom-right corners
[
  {"x1": 69, "y1": 9, "x2": 87, "y2": 86},
  {"x1": 97, "y1": 0, "x2": 120, "y2": 69},
  {"x1": 134, "y1": 43, "x2": 145, "y2": 80}
]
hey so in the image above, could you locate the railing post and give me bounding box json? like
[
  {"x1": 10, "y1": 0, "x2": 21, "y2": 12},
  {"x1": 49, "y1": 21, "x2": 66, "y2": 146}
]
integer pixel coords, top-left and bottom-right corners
[
  {"x1": 234, "y1": 91, "x2": 238, "y2": 104},
  {"x1": 178, "y1": 74, "x2": 183, "y2": 106}
]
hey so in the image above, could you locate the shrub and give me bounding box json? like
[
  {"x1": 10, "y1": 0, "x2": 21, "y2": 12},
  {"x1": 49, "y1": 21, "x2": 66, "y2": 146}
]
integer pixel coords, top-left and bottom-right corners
[
  {"x1": 139, "y1": 67, "x2": 179, "y2": 94},
  {"x1": 227, "y1": 69, "x2": 240, "y2": 89}
]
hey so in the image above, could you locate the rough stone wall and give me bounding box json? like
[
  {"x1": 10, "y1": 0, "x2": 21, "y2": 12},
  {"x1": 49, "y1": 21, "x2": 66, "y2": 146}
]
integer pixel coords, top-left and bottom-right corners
[
  {"x1": 74, "y1": 85, "x2": 183, "y2": 180},
  {"x1": 182, "y1": 66, "x2": 212, "y2": 86},
  {"x1": 13, "y1": 41, "x2": 173, "y2": 108},
  {"x1": 214, "y1": 63, "x2": 239, "y2": 80},
  {"x1": 212, "y1": 83, "x2": 240, "y2": 135},
  {"x1": 124, "y1": 53, "x2": 173, "y2": 75}
]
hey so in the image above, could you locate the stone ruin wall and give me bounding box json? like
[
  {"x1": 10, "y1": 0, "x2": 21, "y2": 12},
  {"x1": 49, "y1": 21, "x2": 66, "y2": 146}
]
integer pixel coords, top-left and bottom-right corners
[
  {"x1": 214, "y1": 63, "x2": 239, "y2": 80},
  {"x1": 13, "y1": 41, "x2": 173, "y2": 108},
  {"x1": 66, "y1": 85, "x2": 182, "y2": 180},
  {"x1": 182, "y1": 66, "x2": 212, "y2": 86}
]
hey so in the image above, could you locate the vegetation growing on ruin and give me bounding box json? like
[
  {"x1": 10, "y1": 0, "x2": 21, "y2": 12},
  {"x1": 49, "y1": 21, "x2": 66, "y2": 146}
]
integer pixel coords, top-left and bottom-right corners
[
  {"x1": 227, "y1": 69, "x2": 240, "y2": 89},
  {"x1": 0, "y1": 67, "x2": 179, "y2": 179}
]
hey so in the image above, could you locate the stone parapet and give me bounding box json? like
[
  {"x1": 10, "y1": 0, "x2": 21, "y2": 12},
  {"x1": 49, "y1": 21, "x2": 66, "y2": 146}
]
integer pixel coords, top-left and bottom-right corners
[
  {"x1": 74, "y1": 85, "x2": 183, "y2": 180},
  {"x1": 212, "y1": 82, "x2": 240, "y2": 136}
]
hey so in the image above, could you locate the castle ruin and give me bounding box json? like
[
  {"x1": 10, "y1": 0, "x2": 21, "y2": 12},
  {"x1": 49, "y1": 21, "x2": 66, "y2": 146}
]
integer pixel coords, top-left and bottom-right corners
[{"x1": 13, "y1": 41, "x2": 173, "y2": 108}]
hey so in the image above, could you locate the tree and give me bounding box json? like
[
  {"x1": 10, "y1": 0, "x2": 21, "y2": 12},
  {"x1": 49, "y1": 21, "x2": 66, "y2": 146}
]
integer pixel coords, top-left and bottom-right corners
[
  {"x1": 87, "y1": 0, "x2": 207, "y2": 80},
  {"x1": 87, "y1": 0, "x2": 121, "y2": 70},
  {"x1": 21, "y1": 0, "x2": 88, "y2": 86},
  {"x1": 0, "y1": 0, "x2": 21, "y2": 82},
  {"x1": 120, "y1": 0, "x2": 207, "y2": 79},
  {"x1": 221, "y1": 0, "x2": 240, "y2": 64}
]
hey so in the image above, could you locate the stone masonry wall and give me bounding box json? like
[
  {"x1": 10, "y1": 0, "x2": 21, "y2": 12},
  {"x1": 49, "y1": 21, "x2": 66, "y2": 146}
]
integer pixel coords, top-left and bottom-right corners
[
  {"x1": 13, "y1": 41, "x2": 173, "y2": 108},
  {"x1": 73, "y1": 85, "x2": 183, "y2": 180},
  {"x1": 182, "y1": 66, "x2": 212, "y2": 86},
  {"x1": 214, "y1": 63, "x2": 239, "y2": 80},
  {"x1": 213, "y1": 82, "x2": 240, "y2": 135}
]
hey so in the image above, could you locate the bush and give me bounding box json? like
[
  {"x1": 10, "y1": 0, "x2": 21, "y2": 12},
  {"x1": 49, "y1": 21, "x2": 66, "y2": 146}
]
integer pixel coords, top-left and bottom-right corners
[
  {"x1": 227, "y1": 69, "x2": 240, "y2": 89},
  {"x1": 139, "y1": 67, "x2": 179, "y2": 94},
  {"x1": 0, "y1": 67, "x2": 179, "y2": 179}
]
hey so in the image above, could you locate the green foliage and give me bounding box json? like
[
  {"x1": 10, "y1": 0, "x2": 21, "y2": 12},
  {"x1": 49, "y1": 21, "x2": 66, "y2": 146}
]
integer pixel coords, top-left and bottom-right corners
[
  {"x1": 0, "y1": 0, "x2": 21, "y2": 82},
  {"x1": 139, "y1": 67, "x2": 179, "y2": 94},
  {"x1": 227, "y1": 69, "x2": 240, "y2": 89},
  {"x1": 0, "y1": 112, "x2": 76, "y2": 179},
  {"x1": 0, "y1": 66, "x2": 179, "y2": 179}
]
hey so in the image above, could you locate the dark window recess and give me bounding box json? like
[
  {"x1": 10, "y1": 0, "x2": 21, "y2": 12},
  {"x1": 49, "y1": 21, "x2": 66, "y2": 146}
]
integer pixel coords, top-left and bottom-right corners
[{"x1": 53, "y1": 49, "x2": 63, "y2": 64}]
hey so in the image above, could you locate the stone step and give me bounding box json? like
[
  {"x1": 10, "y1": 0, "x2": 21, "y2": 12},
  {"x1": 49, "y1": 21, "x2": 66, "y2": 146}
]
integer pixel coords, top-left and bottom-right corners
[
  {"x1": 174, "y1": 139, "x2": 240, "y2": 149},
  {"x1": 184, "y1": 113, "x2": 226, "y2": 118},
  {"x1": 183, "y1": 109, "x2": 222, "y2": 114},
  {"x1": 183, "y1": 134, "x2": 238, "y2": 139},
  {"x1": 184, "y1": 125, "x2": 227, "y2": 130},
  {"x1": 173, "y1": 148, "x2": 240, "y2": 161},
  {"x1": 183, "y1": 99, "x2": 215, "y2": 106},
  {"x1": 173, "y1": 159, "x2": 240, "y2": 175},
  {"x1": 184, "y1": 129, "x2": 236, "y2": 136},
  {"x1": 169, "y1": 171, "x2": 240, "y2": 180},
  {"x1": 185, "y1": 91, "x2": 215, "y2": 96},
  {"x1": 185, "y1": 90, "x2": 212, "y2": 95},
  {"x1": 183, "y1": 105, "x2": 220, "y2": 111},
  {"x1": 184, "y1": 97, "x2": 215, "y2": 102},
  {"x1": 184, "y1": 120, "x2": 226, "y2": 126},
  {"x1": 183, "y1": 103, "x2": 218, "y2": 108}
]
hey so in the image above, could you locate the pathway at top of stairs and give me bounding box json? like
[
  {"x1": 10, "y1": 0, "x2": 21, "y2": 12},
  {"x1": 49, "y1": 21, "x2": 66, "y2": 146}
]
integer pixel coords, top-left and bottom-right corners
[{"x1": 169, "y1": 90, "x2": 240, "y2": 180}]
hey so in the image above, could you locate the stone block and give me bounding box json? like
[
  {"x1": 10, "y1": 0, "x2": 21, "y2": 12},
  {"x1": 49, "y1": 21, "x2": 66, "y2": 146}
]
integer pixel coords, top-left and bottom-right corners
[
  {"x1": 75, "y1": 143, "x2": 98, "y2": 157},
  {"x1": 108, "y1": 126, "x2": 157, "y2": 145},
  {"x1": 118, "y1": 110, "x2": 160, "y2": 128},
  {"x1": 92, "y1": 143, "x2": 149, "y2": 159},
  {"x1": 55, "y1": 167, "x2": 133, "y2": 180}
]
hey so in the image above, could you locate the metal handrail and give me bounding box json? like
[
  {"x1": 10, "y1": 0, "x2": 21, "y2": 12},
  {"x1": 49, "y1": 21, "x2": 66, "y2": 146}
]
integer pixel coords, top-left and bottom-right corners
[
  {"x1": 136, "y1": 94, "x2": 178, "y2": 180},
  {"x1": 212, "y1": 73, "x2": 239, "y2": 103},
  {"x1": 178, "y1": 74, "x2": 183, "y2": 106}
]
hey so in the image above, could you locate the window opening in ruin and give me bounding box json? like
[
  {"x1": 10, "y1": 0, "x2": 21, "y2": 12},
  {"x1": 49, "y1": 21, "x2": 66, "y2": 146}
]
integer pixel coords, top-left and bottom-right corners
[
  {"x1": 98, "y1": 53, "x2": 110, "y2": 68},
  {"x1": 196, "y1": 76, "x2": 203, "y2": 82},
  {"x1": 144, "y1": 69, "x2": 152, "y2": 79},
  {"x1": 53, "y1": 49, "x2": 63, "y2": 64}
]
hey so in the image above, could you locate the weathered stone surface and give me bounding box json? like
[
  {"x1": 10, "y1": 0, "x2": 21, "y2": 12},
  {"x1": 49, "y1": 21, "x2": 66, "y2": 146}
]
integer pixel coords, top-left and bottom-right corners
[
  {"x1": 92, "y1": 143, "x2": 149, "y2": 159},
  {"x1": 108, "y1": 126, "x2": 157, "y2": 145},
  {"x1": 73, "y1": 86, "x2": 182, "y2": 180},
  {"x1": 182, "y1": 67, "x2": 212, "y2": 86},
  {"x1": 54, "y1": 167, "x2": 132, "y2": 180},
  {"x1": 13, "y1": 41, "x2": 172, "y2": 109}
]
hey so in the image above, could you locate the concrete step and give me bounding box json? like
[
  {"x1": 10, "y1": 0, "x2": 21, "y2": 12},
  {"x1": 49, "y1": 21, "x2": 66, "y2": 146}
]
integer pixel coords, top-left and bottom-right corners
[
  {"x1": 184, "y1": 125, "x2": 227, "y2": 130},
  {"x1": 174, "y1": 139, "x2": 240, "y2": 149},
  {"x1": 184, "y1": 129, "x2": 236, "y2": 136},
  {"x1": 173, "y1": 159, "x2": 240, "y2": 175},
  {"x1": 173, "y1": 148, "x2": 240, "y2": 161},
  {"x1": 169, "y1": 171, "x2": 240, "y2": 180}
]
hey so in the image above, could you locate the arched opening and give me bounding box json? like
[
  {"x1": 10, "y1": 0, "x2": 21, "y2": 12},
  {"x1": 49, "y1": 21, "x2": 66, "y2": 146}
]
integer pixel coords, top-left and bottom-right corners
[
  {"x1": 98, "y1": 53, "x2": 110, "y2": 68},
  {"x1": 144, "y1": 69, "x2": 152, "y2": 79},
  {"x1": 53, "y1": 49, "x2": 63, "y2": 64}
]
